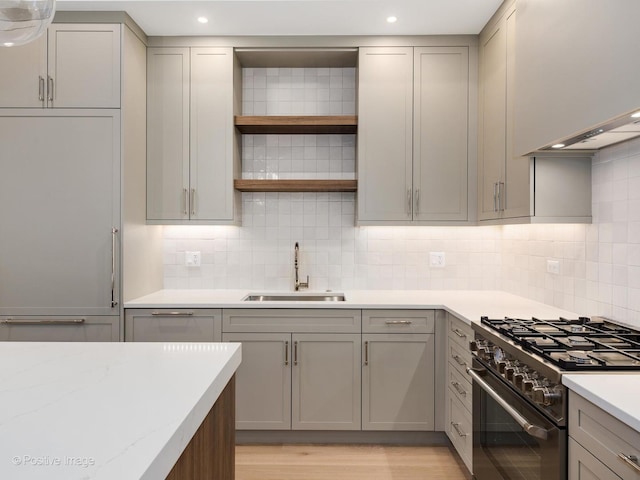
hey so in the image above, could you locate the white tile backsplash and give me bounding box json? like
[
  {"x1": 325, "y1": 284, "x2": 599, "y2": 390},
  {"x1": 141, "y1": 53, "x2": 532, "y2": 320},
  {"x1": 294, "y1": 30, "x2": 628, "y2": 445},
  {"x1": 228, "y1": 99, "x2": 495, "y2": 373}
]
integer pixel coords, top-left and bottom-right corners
[{"x1": 162, "y1": 67, "x2": 640, "y2": 328}]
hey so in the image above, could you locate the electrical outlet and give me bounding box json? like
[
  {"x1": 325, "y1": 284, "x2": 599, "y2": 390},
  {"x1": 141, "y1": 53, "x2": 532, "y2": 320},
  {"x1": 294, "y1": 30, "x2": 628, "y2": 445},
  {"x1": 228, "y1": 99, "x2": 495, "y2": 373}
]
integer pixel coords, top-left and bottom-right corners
[
  {"x1": 429, "y1": 252, "x2": 446, "y2": 268},
  {"x1": 185, "y1": 251, "x2": 201, "y2": 267},
  {"x1": 547, "y1": 259, "x2": 560, "y2": 275}
]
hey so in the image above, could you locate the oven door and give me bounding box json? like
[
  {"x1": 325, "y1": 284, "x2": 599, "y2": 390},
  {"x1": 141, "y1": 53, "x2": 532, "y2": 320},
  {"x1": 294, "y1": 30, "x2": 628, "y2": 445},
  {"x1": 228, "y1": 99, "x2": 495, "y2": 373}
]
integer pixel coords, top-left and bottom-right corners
[{"x1": 470, "y1": 358, "x2": 566, "y2": 480}]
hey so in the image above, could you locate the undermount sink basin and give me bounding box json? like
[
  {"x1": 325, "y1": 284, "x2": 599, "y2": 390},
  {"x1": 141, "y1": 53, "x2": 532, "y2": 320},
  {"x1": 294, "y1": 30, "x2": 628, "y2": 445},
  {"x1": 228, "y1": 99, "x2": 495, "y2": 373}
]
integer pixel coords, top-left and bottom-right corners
[{"x1": 243, "y1": 293, "x2": 346, "y2": 302}]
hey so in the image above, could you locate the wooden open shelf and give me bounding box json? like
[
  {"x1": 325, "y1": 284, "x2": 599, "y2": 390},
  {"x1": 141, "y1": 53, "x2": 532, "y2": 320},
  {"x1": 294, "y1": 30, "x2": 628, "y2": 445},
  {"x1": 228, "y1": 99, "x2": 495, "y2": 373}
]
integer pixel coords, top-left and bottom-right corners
[
  {"x1": 234, "y1": 115, "x2": 357, "y2": 134},
  {"x1": 234, "y1": 179, "x2": 357, "y2": 193}
]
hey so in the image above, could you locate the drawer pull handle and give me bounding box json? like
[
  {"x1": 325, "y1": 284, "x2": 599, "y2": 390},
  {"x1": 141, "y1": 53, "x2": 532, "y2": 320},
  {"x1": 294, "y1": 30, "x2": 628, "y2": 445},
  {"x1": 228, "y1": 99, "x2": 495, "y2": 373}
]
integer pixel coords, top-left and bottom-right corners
[
  {"x1": 452, "y1": 328, "x2": 466, "y2": 338},
  {"x1": 150, "y1": 311, "x2": 194, "y2": 316},
  {"x1": 452, "y1": 354, "x2": 467, "y2": 367},
  {"x1": 1, "y1": 318, "x2": 85, "y2": 325},
  {"x1": 451, "y1": 381, "x2": 467, "y2": 396},
  {"x1": 618, "y1": 453, "x2": 640, "y2": 473},
  {"x1": 385, "y1": 320, "x2": 412, "y2": 325},
  {"x1": 451, "y1": 422, "x2": 467, "y2": 437}
]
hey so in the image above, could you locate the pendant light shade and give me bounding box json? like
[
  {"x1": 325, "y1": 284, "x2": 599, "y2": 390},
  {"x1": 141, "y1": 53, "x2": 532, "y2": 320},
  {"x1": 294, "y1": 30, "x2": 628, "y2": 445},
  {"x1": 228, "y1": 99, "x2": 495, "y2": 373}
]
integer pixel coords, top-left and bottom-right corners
[{"x1": 0, "y1": 0, "x2": 56, "y2": 47}]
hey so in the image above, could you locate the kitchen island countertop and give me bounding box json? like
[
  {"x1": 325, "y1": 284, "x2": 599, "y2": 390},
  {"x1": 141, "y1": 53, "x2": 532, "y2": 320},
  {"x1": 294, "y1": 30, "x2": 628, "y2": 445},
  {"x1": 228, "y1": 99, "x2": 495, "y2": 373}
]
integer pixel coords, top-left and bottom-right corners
[
  {"x1": 0, "y1": 341, "x2": 241, "y2": 480},
  {"x1": 124, "y1": 289, "x2": 581, "y2": 325}
]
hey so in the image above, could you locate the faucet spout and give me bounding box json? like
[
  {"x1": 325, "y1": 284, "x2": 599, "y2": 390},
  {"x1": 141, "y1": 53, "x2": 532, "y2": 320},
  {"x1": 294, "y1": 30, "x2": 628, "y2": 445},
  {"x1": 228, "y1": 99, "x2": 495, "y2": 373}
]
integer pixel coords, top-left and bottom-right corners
[{"x1": 294, "y1": 242, "x2": 309, "y2": 291}]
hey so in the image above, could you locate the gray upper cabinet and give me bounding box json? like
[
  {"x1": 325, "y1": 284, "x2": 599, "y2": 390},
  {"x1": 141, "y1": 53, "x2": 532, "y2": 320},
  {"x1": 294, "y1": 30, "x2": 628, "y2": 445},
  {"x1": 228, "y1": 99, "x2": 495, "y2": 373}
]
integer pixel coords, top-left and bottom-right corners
[
  {"x1": 514, "y1": 0, "x2": 640, "y2": 156},
  {"x1": 358, "y1": 46, "x2": 471, "y2": 225},
  {"x1": 0, "y1": 24, "x2": 121, "y2": 108},
  {"x1": 413, "y1": 47, "x2": 469, "y2": 222},
  {"x1": 478, "y1": 2, "x2": 592, "y2": 224},
  {"x1": 0, "y1": 110, "x2": 121, "y2": 317},
  {"x1": 147, "y1": 47, "x2": 237, "y2": 224},
  {"x1": 358, "y1": 47, "x2": 413, "y2": 223}
]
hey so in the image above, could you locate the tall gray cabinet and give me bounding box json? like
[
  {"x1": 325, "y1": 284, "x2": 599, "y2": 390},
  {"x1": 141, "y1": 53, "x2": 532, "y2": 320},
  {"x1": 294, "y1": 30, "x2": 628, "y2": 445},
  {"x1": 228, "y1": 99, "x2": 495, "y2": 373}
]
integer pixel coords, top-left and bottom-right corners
[{"x1": 0, "y1": 18, "x2": 159, "y2": 341}]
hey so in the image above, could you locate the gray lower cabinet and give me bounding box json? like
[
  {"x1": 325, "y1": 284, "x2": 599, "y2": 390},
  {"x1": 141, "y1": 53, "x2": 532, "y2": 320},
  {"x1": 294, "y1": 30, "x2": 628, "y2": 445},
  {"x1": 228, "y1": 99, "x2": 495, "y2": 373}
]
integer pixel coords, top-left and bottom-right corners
[
  {"x1": 568, "y1": 391, "x2": 640, "y2": 480},
  {"x1": 362, "y1": 333, "x2": 434, "y2": 430},
  {"x1": 222, "y1": 309, "x2": 362, "y2": 431},
  {"x1": 124, "y1": 309, "x2": 222, "y2": 342},
  {"x1": 222, "y1": 332, "x2": 291, "y2": 430},
  {"x1": 361, "y1": 309, "x2": 436, "y2": 431},
  {"x1": 0, "y1": 316, "x2": 119, "y2": 341},
  {"x1": 292, "y1": 333, "x2": 361, "y2": 430},
  {"x1": 444, "y1": 313, "x2": 473, "y2": 472}
]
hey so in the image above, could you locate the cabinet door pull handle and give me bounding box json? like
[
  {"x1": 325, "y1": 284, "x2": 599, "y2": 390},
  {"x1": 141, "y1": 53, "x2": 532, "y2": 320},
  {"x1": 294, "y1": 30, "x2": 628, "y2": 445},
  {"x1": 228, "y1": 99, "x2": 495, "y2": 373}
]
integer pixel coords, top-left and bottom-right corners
[
  {"x1": 150, "y1": 311, "x2": 194, "y2": 316},
  {"x1": 38, "y1": 76, "x2": 45, "y2": 102},
  {"x1": 451, "y1": 381, "x2": 467, "y2": 396},
  {"x1": 498, "y1": 181, "x2": 505, "y2": 212},
  {"x1": 1, "y1": 318, "x2": 85, "y2": 325},
  {"x1": 284, "y1": 341, "x2": 289, "y2": 366},
  {"x1": 385, "y1": 320, "x2": 412, "y2": 325},
  {"x1": 293, "y1": 341, "x2": 298, "y2": 366},
  {"x1": 452, "y1": 328, "x2": 466, "y2": 339},
  {"x1": 406, "y1": 188, "x2": 412, "y2": 216},
  {"x1": 183, "y1": 188, "x2": 189, "y2": 215},
  {"x1": 618, "y1": 453, "x2": 640, "y2": 473},
  {"x1": 414, "y1": 188, "x2": 420, "y2": 215},
  {"x1": 452, "y1": 354, "x2": 466, "y2": 367},
  {"x1": 493, "y1": 182, "x2": 498, "y2": 212},
  {"x1": 111, "y1": 227, "x2": 118, "y2": 308},
  {"x1": 190, "y1": 188, "x2": 195, "y2": 216},
  {"x1": 364, "y1": 341, "x2": 369, "y2": 366},
  {"x1": 451, "y1": 422, "x2": 467, "y2": 437},
  {"x1": 47, "y1": 76, "x2": 54, "y2": 103}
]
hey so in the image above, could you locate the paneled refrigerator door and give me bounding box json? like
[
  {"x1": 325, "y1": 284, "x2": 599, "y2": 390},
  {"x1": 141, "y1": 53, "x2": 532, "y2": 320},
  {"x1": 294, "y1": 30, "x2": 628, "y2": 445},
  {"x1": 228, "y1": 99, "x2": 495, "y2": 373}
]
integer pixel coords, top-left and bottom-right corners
[{"x1": 0, "y1": 110, "x2": 121, "y2": 316}]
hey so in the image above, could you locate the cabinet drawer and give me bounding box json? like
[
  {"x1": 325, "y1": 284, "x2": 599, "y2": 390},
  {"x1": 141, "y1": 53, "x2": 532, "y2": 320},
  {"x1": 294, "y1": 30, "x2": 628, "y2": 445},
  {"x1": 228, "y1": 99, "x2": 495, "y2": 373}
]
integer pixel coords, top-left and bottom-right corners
[
  {"x1": 447, "y1": 363, "x2": 472, "y2": 413},
  {"x1": 223, "y1": 309, "x2": 361, "y2": 333},
  {"x1": 569, "y1": 437, "x2": 622, "y2": 480},
  {"x1": 447, "y1": 335, "x2": 472, "y2": 379},
  {"x1": 446, "y1": 391, "x2": 472, "y2": 472},
  {"x1": 124, "y1": 309, "x2": 222, "y2": 342},
  {"x1": 0, "y1": 315, "x2": 119, "y2": 342},
  {"x1": 569, "y1": 392, "x2": 640, "y2": 480},
  {"x1": 447, "y1": 314, "x2": 473, "y2": 350},
  {"x1": 362, "y1": 310, "x2": 434, "y2": 334}
]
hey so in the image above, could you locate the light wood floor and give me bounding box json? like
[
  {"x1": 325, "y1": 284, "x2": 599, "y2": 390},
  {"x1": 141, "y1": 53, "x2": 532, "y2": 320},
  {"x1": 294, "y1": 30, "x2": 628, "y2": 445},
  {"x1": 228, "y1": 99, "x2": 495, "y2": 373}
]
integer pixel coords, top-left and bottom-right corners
[{"x1": 236, "y1": 445, "x2": 469, "y2": 480}]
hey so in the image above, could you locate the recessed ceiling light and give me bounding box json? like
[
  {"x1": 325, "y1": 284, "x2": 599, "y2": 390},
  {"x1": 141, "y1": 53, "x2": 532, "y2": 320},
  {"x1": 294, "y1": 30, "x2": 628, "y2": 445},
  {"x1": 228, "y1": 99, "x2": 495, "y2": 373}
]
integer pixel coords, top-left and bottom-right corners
[
  {"x1": 551, "y1": 143, "x2": 566, "y2": 149},
  {"x1": 387, "y1": 16, "x2": 397, "y2": 23},
  {"x1": 3, "y1": 42, "x2": 14, "y2": 47},
  {"x1": 631, "y1": 111, "x2": 640, "y2": 118},
  {"x1": 197, "y1": 16, "x2": 209, "y2": 24}
]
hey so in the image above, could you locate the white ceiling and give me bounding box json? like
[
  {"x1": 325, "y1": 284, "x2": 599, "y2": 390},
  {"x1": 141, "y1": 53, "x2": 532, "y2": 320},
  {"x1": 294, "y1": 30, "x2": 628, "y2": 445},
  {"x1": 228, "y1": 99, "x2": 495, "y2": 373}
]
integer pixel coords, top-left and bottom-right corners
[{"x1": 56, "y1": 0, "x2": 503, "y2": 37}]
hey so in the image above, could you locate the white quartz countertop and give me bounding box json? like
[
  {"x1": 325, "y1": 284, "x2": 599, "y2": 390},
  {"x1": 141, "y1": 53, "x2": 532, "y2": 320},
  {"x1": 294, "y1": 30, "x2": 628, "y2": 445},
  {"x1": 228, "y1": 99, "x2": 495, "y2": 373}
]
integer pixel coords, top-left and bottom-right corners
[
  {"x1": 124, "y1": 289, "x2": 580, "y2": 325},
  {"x1": 563, "y1": 374, "x2": 640, "y2": 433},
  {"x1": 0, "y1": 341, "x2": 241, "y2": 480}
]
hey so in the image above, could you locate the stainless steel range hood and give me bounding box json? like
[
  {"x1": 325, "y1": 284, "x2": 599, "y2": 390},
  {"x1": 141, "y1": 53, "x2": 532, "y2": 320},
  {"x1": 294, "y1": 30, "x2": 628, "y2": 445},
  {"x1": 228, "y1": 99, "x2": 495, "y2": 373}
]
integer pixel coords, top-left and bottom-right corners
[{"x1": 541, "y1": 109, "x2": 640, "y2": 151}]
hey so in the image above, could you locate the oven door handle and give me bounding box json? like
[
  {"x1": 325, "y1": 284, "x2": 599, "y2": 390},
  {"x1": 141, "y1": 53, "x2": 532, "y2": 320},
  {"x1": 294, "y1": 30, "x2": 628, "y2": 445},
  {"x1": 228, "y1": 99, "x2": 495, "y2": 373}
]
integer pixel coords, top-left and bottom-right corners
[{"x1": 467, "y1": 367, "x2": 550, "y2": 441}]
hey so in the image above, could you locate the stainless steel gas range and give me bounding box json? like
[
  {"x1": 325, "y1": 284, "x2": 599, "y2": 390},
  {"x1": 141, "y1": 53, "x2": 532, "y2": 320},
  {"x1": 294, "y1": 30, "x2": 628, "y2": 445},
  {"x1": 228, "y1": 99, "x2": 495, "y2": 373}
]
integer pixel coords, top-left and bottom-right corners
[{"x1": 469, "y1": 316, "x2": 640, "y2": 480}]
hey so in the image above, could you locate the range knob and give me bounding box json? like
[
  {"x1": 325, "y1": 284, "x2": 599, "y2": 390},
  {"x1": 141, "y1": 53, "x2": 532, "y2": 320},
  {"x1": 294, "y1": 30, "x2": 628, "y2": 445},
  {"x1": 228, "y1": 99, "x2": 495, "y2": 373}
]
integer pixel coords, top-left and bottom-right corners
[
  {"x1": 497, "y1": 360, "x2": 508, "y2": 374},
  {"x1": 477, "y1": 346, "x2": 494, "y2": 362},
  {"x1": 532, "y1": 385, "x2": 562, "y2": 407},
  {"x1": 522, "y1": 377, "x2": 541, "y2": 394},
  {"x1": 504, "y1": 362, "x2": 520, "y2": 381},
  {"x1": 513, "y1": 371, "x2": 529, "y2": 389}
]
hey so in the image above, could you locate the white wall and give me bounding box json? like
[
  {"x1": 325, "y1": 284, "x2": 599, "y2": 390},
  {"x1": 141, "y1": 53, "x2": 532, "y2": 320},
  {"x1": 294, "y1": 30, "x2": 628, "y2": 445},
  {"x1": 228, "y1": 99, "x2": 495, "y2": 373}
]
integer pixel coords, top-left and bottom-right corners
[{"x1": 501, "y1": 137, "x2": 640, "y2": 328}]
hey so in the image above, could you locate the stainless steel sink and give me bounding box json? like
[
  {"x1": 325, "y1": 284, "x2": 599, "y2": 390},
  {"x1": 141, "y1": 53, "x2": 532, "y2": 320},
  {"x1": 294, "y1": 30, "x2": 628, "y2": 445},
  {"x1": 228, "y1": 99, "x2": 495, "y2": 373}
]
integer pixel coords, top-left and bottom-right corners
[{"x1": 243, "y1": 293, "x2": 346, "y2": 302}]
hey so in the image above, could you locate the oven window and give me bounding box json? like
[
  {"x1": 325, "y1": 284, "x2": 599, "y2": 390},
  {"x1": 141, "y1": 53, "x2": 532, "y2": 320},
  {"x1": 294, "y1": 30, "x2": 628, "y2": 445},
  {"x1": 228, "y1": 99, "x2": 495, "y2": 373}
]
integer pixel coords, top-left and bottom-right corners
[{"x1": 472, "y1": 360, "x2": 565, "y2": 480}]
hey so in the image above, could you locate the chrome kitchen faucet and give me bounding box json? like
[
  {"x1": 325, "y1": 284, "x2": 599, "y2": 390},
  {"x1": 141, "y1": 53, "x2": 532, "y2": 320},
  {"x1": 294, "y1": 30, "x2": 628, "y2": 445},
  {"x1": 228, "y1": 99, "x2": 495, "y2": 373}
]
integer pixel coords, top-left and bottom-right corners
[{"x1": 294, "y1": 242, "x2": 309, "y2": 291}]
